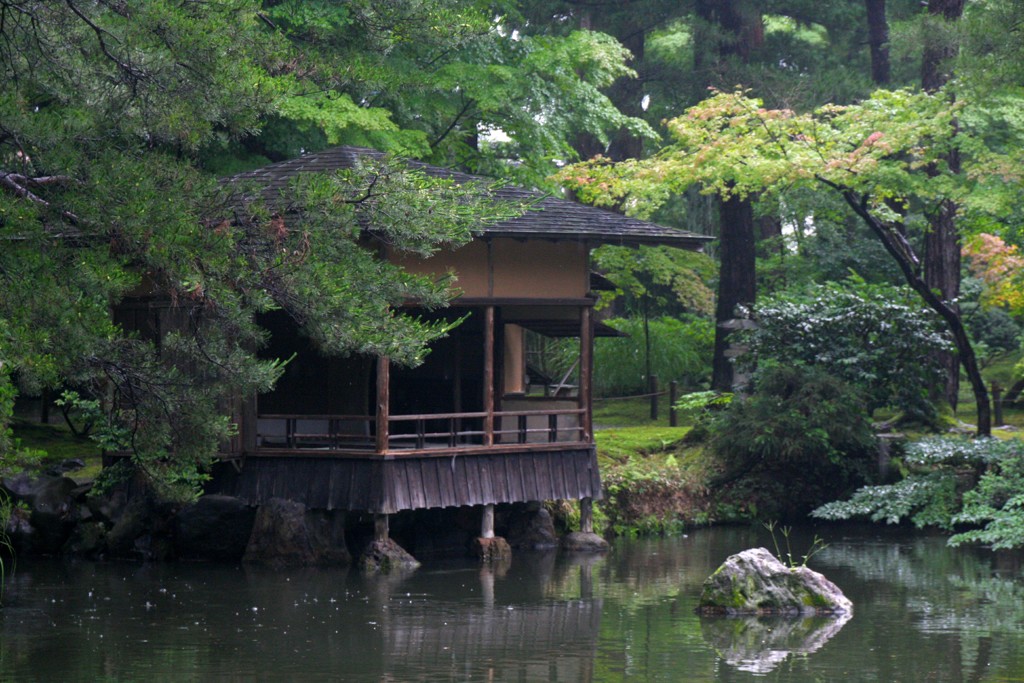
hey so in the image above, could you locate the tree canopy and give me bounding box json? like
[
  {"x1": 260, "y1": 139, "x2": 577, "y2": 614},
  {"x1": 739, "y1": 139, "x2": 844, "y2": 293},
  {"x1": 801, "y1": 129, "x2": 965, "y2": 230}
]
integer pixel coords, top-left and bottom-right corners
[
  {"x1": 560, "y1": 86, "x2": 1024, "y2": 435},
  {"x1": 0, "y1": 1, "x2": 644, "y2": 493}
]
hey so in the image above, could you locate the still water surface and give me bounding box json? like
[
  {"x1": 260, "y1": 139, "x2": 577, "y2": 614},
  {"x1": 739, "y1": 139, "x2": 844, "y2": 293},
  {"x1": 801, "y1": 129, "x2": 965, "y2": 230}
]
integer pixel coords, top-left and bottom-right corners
[{"x1": 3, "y1": 525, "x2": 1024, "y2": 681}]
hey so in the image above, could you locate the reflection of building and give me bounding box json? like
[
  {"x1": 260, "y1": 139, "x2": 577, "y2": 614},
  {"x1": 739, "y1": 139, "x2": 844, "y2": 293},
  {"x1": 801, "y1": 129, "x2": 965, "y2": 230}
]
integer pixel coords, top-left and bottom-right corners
[
  {"x1": 384, "y1": 599, "x2": 603, "y2": 681},
  {"x1": 185, "y1": 147, "x2": 706, "y2": 544}
]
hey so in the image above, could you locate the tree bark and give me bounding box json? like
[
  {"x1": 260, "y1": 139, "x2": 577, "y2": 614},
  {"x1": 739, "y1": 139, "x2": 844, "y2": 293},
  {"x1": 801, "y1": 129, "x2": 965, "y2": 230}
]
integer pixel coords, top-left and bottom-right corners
[
  {"x1": 695, "y1": 0, "x2": 764, "y2": 63},
  {"x1": 712, "y1": 193, "x2": 756, "y2": 392},
  {"x1": 923, "y1": 193, "x2": 962, "y2": 408},
  {"x1": 921, "y1": 0, "x2": 965, "y2": 409},
  {"x1": 695, "y1": 0, "x2": 762, "y2": 393},
  {"x1": 865, "y1": 0, "x2": 890, "y2": 85},
  {"x1": 921, "y1": 0, "x2": 966, "y2": 92}
]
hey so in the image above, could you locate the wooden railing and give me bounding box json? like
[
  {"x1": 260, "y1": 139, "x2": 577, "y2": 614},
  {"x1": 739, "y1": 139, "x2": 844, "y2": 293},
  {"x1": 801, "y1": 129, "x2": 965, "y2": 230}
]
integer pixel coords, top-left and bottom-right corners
[
  {"x1": 254, "y1": 408, "x2": 586, "y2": 454},
  {"x1": 255, "y1": 414, "x2": 375, "y2": 450}
]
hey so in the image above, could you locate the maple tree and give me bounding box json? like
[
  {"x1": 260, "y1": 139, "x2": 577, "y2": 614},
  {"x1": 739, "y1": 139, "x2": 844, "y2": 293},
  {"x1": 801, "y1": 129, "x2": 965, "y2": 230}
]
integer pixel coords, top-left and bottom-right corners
[{"x1": 560, "y1": 87, "x2": 1024, "y2": 436}]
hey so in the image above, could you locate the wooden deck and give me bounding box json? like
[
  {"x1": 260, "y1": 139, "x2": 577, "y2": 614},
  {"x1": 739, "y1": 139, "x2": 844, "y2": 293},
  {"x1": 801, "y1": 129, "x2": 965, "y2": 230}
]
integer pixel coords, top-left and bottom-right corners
[{"x1": 210, "y1": 446, "x2": 601, "y2": 513}]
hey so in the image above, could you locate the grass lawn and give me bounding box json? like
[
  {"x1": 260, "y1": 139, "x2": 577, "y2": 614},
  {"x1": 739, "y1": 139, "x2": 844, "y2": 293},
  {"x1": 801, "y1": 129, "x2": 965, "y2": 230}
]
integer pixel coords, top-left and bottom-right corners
[
  {"x1": 7, "y1": 419, "x2": 104, "y2": 483},
  {"x1": 594, "y1": 425, "x2": 691, "y2": 464},
  {"x1": 593, "y1": 394, "x2": 681, "y2": 429}
]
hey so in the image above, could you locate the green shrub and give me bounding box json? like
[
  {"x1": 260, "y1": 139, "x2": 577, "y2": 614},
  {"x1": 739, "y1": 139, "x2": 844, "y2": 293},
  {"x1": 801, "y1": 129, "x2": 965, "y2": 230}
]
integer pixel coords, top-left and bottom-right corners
[
  {"x1": 813, "y1": 470, "x2": 961, "y2": 529},
  {"x1": 600, "y1": 459, "x2": 705, "y2": 537},
  {"x1": 708, "y1": 364, "x2": 877, "y2": 519},
  {"x1": 742, "y1": 278, "x2": 950, "y2": 420},
  {"x1": 949, "y1": 440, "x2": 1024, "y2": 549},
  {"x1": 813, "y1": 436, "x2": 1024, "y2": 547}
]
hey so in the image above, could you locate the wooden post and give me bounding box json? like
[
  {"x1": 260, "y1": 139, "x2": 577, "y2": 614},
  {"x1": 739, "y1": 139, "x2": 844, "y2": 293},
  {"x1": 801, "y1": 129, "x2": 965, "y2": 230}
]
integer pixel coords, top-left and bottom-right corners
[
  {"x1": 481, "y1": 504, "x2": 495, "y2": 539},
  {"x1": 580, "y1": 306, "x2": 593, "y2": 442},
  {"x1": 375, "y1": 356, "x2": 390, "y2": 454},
  {"x1": 649, "y1": 374, "x2": 659, "y2": 421},
  {"x1": 242, "y1": 392, "x2": 257, "y2": 453},
  {"x1": 453, "y1": 334, "x2": 463, "y2": 440},
  {"x1": 580, "y1": 497, "x2": 594, "y2": 534},
  {"x1": 669, "y1": 380, "x2": 679, "y2": 427},
  {"x1": 484, "y1": 305, "x2": 495, "y2": 446},
  {"x1": 993, "y1": 382, "x2": 1004, "y2": 427},
  {"x1": 374, "y1": 514, "x2": 389, "y2": 543}
]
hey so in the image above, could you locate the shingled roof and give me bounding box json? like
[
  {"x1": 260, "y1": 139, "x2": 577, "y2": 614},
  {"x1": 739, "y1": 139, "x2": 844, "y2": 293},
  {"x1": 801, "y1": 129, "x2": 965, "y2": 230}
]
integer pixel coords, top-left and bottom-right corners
[{"x1": 227, "y1": 146, "x2": 710, "y2": 249}]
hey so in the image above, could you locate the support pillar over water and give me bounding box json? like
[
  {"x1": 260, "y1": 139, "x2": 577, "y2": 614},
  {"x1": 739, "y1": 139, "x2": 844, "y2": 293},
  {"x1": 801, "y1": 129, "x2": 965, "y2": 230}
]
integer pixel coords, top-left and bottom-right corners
[
  {"x1": 580, "y1": 497, "x2": 594, "y2": 534},
  {"x1": 359, "y1": 513, "x2": 420, "y2": 574},
  {"x1": 473, "y1": 504, "x2": 510, "y2": 562},
  {"x1": 561, "y1": 497, "x2": 609, "y2": 553},
  {"x1": 481, "y1": 504, "x2": 495, "y2": 539},
  {"x1": 374, "y1": 513, "x2": 389, "y2": 543}
]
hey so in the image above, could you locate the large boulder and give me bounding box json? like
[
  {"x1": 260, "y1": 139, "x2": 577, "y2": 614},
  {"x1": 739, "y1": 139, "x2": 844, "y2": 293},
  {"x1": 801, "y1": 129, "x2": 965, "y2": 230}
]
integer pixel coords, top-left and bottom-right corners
[
  {"x1": 105, "y1": 492, "x2": 155, "y2": 558},
  {"x1": 358, "y1": 538, "x2": 420, "y2": 574},
  {"x1": 2, "y1": 473, "x2": 80, "y2": 554},
  {"x1": 505, "y1": 505, "x2": 558, "y2": 550},
  {"x1": 175, "y1": 495, "x2": 256, "y2": 562},
  {"x1": 698, "y1": 547, "x2": 851, "y2": 616},
  {"x1": 63, "y1": 521, "x2": 108, "y2": 558},
  {"x1": 561, "y1": 531, "x2": 609, "y2": 553},
  {"x1": 243, "y1": 498, "x2": 349, "y2": 568}
]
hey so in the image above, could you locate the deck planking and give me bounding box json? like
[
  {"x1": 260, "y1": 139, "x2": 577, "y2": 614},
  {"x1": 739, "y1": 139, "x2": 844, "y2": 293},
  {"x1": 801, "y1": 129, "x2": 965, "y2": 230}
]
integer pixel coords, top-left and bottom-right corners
[{"x1": 211, "y1": 447, "x2": 601, "y2": 513}]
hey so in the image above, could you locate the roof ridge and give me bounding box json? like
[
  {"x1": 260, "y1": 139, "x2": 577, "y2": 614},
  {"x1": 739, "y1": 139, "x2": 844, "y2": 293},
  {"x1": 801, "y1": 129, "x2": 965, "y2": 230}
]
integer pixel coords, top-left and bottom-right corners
[{"x1": 225, "y1": 146, "x2": 712, "y2": 249}]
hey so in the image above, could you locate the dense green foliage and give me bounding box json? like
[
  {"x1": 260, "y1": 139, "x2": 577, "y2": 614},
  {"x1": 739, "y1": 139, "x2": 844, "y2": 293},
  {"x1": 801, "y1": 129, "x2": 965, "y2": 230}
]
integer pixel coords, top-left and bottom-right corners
[
  {"x1": 708, "y1": 364, "x2": 878, "y2": 519},
  {"x1": 743, "y1": 279, "x2": 950, "y2": 419},
  {"x1": 814, "y1": 436, "x2": 1024, "y2": 550},
  {"x1": 0, "y1": 1, "x2": 643, "y2": 497},
  {"x1": 592, "y1": 245, "x2": 716, "y2": 317},
  {"x1": 560, "y1": 81, "x2": 1024, "y2": 435},
  {"x1": 3, "y1": 1, "x2": 1024, "y2": 550},
  {"x1": 593, "y1": 316, "x2": 712, "y2": 397}
]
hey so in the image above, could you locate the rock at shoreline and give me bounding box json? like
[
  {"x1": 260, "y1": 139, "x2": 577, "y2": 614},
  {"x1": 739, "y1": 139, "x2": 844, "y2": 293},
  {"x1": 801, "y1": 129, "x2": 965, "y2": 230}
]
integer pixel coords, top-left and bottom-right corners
[
  {"x1": 243, "y1": 498, "x2": 350, "y2": 568},
  {"x1": 358, "y1": 538, "x2": 420, "y2": 573},
  {"x1": 472, "y1": 536, "x2": 512, "y2": 562},
  {"x1": 561, "y1": 531, "x2": 609, "y2": 553},
  {"x1": 2, "y1": 473, "x2": 80, "y2": 554},
  {"x1": 697, "y1": 547, "x2": 851, "y2": 616},
  {"x1": 175, "y1": 495, "x2": 256, "y2": 562},
  {"x1": 505, "y1": 505, "x2": 559, "y2": 550}
]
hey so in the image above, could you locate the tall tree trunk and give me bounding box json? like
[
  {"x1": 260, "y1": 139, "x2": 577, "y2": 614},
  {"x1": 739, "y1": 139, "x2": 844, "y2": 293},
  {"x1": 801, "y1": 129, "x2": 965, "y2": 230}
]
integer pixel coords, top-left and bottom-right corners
[
  {"x1": 865, "y1": 0, "x2": 891, "y2": 85},
  {"x1": 712, "y1": 193, "x2": 756, "y2": 392},
  {"x1": 695, "y1": 0, "x2": 764, "y2": 65},
  {"x1": 922, "y1": 0, "x2": 965, "y2": 410},
  {"x1": 696, "y1": 0, "x2": 761, "y2": 393},
  {"x1": 573, "y1": 9, "x2": 648, "y2": 162},
  {"x1": 921, "y1": 0, "x2": 966, "y2": 91}
]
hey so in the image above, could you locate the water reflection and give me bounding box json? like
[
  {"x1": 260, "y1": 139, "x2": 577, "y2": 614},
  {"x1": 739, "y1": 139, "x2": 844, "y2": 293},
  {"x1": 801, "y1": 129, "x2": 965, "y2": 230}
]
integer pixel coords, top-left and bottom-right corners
[
  {"x1": 1, "y1": 552, "x2": 605, "y2": 682},
  {"x1": 700, "y1": 613, "x2": 852, "y2": 674},
  {"x1": 3, "y1": 527, "x2": 1024, "y2": 681}
]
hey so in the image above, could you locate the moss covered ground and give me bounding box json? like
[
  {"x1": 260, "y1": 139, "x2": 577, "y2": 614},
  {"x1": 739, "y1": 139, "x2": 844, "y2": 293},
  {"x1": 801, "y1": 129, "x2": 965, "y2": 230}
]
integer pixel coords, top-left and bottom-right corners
[{"x1": 8, "y1": 419, "x2": 103, "y2": 483}]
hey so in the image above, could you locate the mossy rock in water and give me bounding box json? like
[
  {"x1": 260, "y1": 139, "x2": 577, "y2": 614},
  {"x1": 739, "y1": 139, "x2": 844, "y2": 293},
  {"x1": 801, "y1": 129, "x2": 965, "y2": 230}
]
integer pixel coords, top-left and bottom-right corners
[
  {"x1": 358, "y1": 538, "x2": 420, "y2": 574},
  {"x1": 697, "y1": 547, "x2": 851, "y2": 616}
]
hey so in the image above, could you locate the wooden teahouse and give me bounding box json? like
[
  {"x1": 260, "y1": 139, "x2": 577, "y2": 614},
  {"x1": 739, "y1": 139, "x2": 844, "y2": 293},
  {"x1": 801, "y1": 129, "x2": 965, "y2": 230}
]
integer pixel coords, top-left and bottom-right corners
[{"x1": 208, "y1": 147, "x2": 708, "y2": 544}]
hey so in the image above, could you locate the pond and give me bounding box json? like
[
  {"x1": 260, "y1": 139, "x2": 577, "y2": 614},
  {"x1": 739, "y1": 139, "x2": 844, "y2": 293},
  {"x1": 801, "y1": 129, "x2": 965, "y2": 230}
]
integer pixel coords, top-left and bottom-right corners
[{"x1": 2, "y1": 524, "x2": 1024, "y2": 681}]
